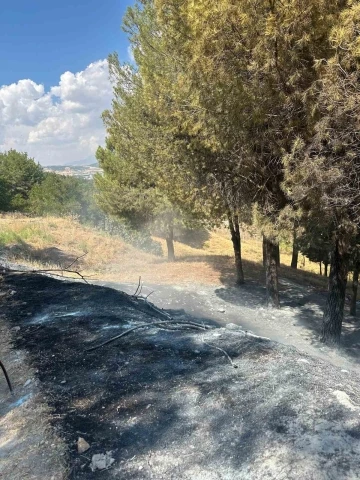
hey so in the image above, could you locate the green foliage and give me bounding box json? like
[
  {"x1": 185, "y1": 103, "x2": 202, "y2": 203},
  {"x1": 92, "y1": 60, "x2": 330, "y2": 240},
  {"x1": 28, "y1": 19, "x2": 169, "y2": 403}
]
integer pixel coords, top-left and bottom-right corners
[
  {"x1": 29, "y1": 173, "x2": 86, "y2": 216},
  {"x1": 297, "y1": 221, "x2": 332, "y2": 266},
  {"x1": 146, "y1": 0, "x2": 343, "y2": 236},
  {"x1": 29, "y1": 173, "x2": 106, "y2": 227},
  {"x1": 0, "y1": 225, "x2": 54, "y2": 246},
  {"x1": 282, "y1": 2, "x2": 360, "y2": 244},
  {"x1": 95, "y1": 48, "x2": 211, "y2": 249},
  {"x1": 0, "y1": 177, "x2": 11, "y2": 212},
  {"x1": 104, "y1": 217, "x2": 162, "y2": 256},
  {"x1": 0, "y1": 150, "x2": 44, "y2": 211}
]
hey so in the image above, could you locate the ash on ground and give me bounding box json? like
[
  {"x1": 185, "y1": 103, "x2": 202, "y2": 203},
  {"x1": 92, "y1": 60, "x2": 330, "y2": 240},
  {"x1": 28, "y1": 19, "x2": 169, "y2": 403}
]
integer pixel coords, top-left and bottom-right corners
[{"x1": 2, "y1": 271, "x2": 360, "y2": 480}]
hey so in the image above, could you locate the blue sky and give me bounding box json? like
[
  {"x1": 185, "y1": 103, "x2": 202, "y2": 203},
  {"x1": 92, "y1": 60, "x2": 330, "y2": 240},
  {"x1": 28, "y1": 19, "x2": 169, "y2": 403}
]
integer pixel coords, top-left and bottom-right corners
[
  {"x1": 0, "y1": 0, "x2": 133, "y2": 88},
  {"x1": 0, "y1": 0, "x2": 135, "y2": 164}
]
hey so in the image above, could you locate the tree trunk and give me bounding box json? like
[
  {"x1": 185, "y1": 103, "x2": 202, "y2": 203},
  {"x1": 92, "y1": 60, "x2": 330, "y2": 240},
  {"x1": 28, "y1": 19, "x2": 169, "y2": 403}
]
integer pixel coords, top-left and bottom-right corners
[
  {"x1": 262, "y1": 237, "x2": 266, "y2": 268},
  {"x1": 275, "y1": 244, "x2": 280, "y2": 267},
  {"x1": 166, "y1": 224, "x2": 175, "y2": 262},
  {"x1": 263, "y1": 235, "x2": 280, "y2": 308},
  {"x1": 228, "y1": 214, "x2": 244, "y2": 285},
  {"x1": 319, "y1": 262, "x2": 322, "y2": 276},
  {"x1": 291, "y1": 229, "x2": 298, "y2": 269},
  {"x1": 324, "y1": 262, "x2": 329, "y2": 277},
  {"x1": 321, "y1": 240, "x2": 349, "y2": 345},
  {"x1": 350, "y1": 268, "x2": 359, "y2": 317}
]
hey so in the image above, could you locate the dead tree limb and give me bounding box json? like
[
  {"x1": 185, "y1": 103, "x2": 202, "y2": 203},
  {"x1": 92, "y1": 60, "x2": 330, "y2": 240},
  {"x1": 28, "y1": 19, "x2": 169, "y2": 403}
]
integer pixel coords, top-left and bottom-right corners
[
  {"x1": 86, "y1": 320, "x2": 210, "y2": 352},
  {"x1": 202, "y1": 338, "x2": 237, "y2": 368},
  {"x1": 133, "y1": 277, "x2": 142, "y2": 296},
  {"x1": 6, "y1": 267, "x2": 89, "y2": 284},
  {"x1": 31, "y1": 269, "x2": 89, "y2": 283},
  {"x1": 134, "y1": 296, "x2": 173, "y2": 320},
  {"x1": 0, "y1": 360, "x2": 13, "y2": 393},
  {"x1": 62, "y1": 252, "x2": 87, "y2": 271},
  {"x1": 2, "y1": 253, "x2": 89, "y2": 283}
]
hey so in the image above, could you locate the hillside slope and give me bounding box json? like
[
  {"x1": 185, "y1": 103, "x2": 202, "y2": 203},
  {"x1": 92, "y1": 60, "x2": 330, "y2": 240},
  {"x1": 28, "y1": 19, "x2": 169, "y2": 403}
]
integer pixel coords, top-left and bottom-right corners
[{"x1": 0, "y1": 215, "x2": 327, "y2": 290}]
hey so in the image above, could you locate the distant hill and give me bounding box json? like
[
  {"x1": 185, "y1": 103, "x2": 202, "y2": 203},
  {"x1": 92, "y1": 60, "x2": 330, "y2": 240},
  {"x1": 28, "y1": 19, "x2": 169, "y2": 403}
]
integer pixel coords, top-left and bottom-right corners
[
  {"x1": 44, "y1": 157, "x2": 98, "y2": 169},
  {"x1": 69, "y1": 157, "x2": 98, "y2": 167}
]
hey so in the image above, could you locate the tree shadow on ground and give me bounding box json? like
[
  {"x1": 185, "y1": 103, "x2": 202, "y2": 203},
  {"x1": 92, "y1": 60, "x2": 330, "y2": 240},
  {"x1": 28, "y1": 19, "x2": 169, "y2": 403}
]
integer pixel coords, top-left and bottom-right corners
[
  {"x1": 2, "y1": 272, "x2": 359, "y2": 479},
  {"x1": 179, "y1": 254, "x2": 360, "y2": 358},
  {"x1": 1, "y1": 240, "x2": 79, "y2": 268},
  {"x1": 175, "y1": 227, "x2": 210, "y2": 249},
  {"x1": 179, "y1": 253, "x2": 328, "y2": 292}
]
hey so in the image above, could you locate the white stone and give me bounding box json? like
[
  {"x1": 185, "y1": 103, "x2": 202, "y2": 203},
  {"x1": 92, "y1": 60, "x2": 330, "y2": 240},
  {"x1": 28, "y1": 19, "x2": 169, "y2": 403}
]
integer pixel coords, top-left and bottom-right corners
[
  {"x1": 90, "y1": 452, "x2": 115, "y2": 471},
  {"x1": 77, "y1": 437, "x2": 90, "y2": 454}
]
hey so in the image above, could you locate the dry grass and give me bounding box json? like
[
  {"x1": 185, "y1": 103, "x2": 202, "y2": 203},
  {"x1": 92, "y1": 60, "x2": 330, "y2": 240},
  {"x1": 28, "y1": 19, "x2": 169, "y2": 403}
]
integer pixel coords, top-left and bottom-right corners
[
  {"x1": 0, "y1": 214, "x2": 328, "y2": 290},
  {"x1": 0, "y1": 290, "x2": 67, "y2": 479}
]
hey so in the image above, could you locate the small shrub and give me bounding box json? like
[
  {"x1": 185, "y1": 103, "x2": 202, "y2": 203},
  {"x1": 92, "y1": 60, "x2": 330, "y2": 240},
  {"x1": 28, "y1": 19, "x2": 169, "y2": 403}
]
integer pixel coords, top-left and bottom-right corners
[
  {"x1": 0, "y1": 230, "x2": 20, "y2": 245},
  {"x1": 104, "y1": 219, "x2": 162, "y2": 256}
]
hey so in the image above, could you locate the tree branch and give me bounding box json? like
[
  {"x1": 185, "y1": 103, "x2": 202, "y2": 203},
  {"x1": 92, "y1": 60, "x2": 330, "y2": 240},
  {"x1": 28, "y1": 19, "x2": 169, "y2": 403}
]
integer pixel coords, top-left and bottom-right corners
[{"x1": 86, "y1": 320, "x2": 210, "y2": 352}]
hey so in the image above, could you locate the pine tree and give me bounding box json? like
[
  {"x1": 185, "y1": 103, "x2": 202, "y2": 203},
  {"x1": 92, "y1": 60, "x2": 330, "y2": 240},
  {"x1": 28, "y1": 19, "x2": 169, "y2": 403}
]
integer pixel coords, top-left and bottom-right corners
[
  {"x1": 96, "y1": 53, "x2": 209, "y2": 261},
  {"x1": 284, "y1": 2, "x2": 360, "y2": 344},
  {"x1": 151, "y1": 0, "x2": 343, "y2": 305}
]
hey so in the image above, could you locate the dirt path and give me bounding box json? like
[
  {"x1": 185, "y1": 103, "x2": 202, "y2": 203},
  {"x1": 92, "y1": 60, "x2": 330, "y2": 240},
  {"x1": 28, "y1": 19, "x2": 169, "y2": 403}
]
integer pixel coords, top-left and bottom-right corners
[{"x1": 96, "y1": 278, "x2": 360, "y2": 373}]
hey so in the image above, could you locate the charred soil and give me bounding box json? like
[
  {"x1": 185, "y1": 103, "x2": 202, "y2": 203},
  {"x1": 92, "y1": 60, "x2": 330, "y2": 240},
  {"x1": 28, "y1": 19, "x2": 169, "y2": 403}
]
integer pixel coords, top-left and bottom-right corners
[{"x1": 2, "y1": 272, "x2": 360, "y2": 479}]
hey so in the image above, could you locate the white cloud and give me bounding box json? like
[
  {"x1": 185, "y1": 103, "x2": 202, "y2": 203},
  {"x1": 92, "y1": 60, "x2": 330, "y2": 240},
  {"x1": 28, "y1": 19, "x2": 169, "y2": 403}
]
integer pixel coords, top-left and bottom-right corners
[{"x1": 0, "y1": 60, "x2": 112, "y2": 165}]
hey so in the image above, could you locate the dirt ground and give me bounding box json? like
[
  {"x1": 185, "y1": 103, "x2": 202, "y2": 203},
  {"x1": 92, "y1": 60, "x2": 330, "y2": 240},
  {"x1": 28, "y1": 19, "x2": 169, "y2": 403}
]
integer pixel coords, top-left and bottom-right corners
[
  {"x1": 2, "y1": 271, "x2": 360, "y2": 479},
  {"x1": 0, "y1": 215, "x2": 328, "y2": 290},
  {"x1": 0, "y1": 296, "x2": 66, "y2": 479}
]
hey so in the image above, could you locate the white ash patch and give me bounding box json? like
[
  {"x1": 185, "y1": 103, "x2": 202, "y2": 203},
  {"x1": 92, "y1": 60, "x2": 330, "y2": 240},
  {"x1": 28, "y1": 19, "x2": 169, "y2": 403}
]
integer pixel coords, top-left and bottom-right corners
[
  {"x1": 332, "y1": 390, "x2": 359, "y2": 412},
  {"x1": 30, "y1": 310, "x2": 87, "y2": 324}
]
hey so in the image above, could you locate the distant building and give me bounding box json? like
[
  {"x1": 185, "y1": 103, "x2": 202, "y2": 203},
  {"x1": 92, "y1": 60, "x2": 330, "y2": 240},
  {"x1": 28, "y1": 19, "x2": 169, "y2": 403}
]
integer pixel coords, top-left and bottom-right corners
[{"x1": 43, "y1": 165, "x2": 103, "y2": 180}]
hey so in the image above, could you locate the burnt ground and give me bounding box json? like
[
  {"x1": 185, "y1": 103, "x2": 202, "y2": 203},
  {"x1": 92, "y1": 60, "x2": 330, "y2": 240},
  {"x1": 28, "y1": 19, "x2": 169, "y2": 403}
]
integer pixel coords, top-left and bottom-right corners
[{"x1": 2, "y1": 271, "x2": 360, "y2": 479}]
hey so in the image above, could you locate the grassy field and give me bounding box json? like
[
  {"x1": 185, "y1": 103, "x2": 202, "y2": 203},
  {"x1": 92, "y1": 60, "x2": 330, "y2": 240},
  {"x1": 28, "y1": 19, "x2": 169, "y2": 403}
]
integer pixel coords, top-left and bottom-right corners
[{"x1": 0, "y1": 214, "x2": 328, "y2": 290}]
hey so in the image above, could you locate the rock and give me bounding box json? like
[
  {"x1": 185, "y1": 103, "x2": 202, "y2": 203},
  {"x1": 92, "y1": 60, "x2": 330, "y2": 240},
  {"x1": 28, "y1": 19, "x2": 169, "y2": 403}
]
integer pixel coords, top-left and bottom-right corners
[
  {"x1": 333, "y1": 390, "x2": 357, "y2": 411},
  {"x1": 11, "y1": 326, "x2": 21, "y2": 332},
  {"x1": 225, "y1": 323, "x2": 241, "y2": 331},
  {"x1": 24, "y1": 379, "x2": 32, "y2": 387},
  {"x1": 60, "y1": 380, "x2": 66, "y2": 384},
  {"x1": 77, "y1": 437, "x2": 90, "y2": 454},
  {"x1": 218, "y1": 308, "x2": 226, "y2": 313},
  {"x1": 90, "y1": 452, "x2": 115, "y2": 471}
]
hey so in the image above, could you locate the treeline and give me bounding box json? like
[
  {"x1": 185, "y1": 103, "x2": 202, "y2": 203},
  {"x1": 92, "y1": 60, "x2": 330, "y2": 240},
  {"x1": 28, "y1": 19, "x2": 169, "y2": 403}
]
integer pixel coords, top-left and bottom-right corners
[
  {"x1": 95, "y1": 0, "x2": 360, "y2": 345},
  {"x1": 0, "y1": 150, "x2": 161, "y2": 255},
  {"x1": 0, "y1": 149, "x2": 99, "y2": 221}
]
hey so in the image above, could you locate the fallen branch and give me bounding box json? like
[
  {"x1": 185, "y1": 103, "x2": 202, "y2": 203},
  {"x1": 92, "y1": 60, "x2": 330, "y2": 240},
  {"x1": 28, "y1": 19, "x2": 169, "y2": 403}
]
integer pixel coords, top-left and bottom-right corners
[
  {"x1": 202, "y1": 337, "x2": 238, "y2": 369},
  {"x1": 129, "y1": 281, "x2": 175, "y2": 321},
  {"x1": 1, "y1": 253, "x2": 90, "y2": 283},
  {"x1": 5, "y1": 267, "x2": 89, "y2": 284},
  {"x1": 62, "y1": 252, "x2": 87, "y2": 271},
  {"x1": 86, "y1": 320, "x2": 210, "y2": 352},
  {"x1": 0, "y1": 360, "x2": 13, "y2": 393},
  {"x1": 30, "y1": 268, "x2": 89, "y2": 283},
  {"x1": 134, "y1": 295, "x2": 173, "y2": 320},
  {"x1": 133, "y1": 276, "x2": 142, "y2": 296}
]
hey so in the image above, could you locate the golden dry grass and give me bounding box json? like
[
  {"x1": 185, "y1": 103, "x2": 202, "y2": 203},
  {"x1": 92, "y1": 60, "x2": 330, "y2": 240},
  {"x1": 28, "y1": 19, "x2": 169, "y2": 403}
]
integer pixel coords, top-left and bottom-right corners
[{"x1": 0, "y1": 214, "x2": 328, "y2": 290}]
